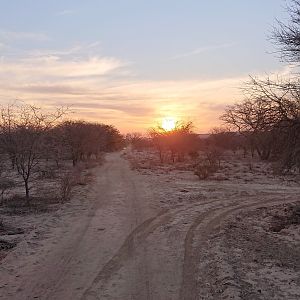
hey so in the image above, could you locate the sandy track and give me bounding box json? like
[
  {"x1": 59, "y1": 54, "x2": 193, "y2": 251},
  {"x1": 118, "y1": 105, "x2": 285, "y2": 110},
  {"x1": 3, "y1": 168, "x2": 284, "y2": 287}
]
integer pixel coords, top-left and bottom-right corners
[
  {"x1": 179, "y1": 197, "x2": 298, "y2": 300},
  {"x1": 0, "y1": 152, "x2": 299, "y2": 300}
]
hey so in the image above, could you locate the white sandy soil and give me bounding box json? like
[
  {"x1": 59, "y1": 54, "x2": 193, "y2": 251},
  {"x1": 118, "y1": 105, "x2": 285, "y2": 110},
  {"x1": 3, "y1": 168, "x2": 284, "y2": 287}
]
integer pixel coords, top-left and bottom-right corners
[{"x1": 0, "y1": 150, "x2": 299, "y2": 299}]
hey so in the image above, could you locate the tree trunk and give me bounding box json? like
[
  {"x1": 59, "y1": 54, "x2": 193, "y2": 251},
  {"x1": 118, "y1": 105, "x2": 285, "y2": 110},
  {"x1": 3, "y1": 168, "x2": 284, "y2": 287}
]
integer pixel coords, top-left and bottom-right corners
[
  {"x1": 10, "y1": 154, "x2": 16, "y2": 170},
  {"x1": 243, "y1": 147, "x2": 247, "y2": 158},
  {"x1": 25, "y1": 180, "x2": 30, "y2": 205},
  {"x1": 171, "y1": 151, "x2": 175, "y2": 163}
]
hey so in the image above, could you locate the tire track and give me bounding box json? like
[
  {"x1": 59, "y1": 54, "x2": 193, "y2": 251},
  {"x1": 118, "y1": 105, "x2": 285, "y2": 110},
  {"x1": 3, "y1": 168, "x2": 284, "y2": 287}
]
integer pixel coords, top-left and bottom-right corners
[
  {"x1": 82, "y1": 190, "x2": 296, "y2": 299},
  {"x1": 179, "y1": 197, "x2": 298, "y2": 300},
  {"x1": 81, "y1": 209, "x2": 168, "y2": 300},
  {"x1": 81, "y1": 198, "x2": 228, "y2": 299},
  {"x1": 20, "y1": 162, "x2": 112, "y2": 300}
]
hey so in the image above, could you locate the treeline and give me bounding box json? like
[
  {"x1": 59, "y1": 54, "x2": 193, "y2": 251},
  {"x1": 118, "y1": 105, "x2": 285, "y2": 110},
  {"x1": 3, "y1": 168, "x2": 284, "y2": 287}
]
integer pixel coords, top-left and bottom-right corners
[
  {"x1": 127, "y1": 122, "x2": 201, "y2": 163},
  {"x1": 149, "y1": 122, "x2": 200, "y2": 163},
  {"x1": 127, "y1": 124, "x2": 246, "y2": 161},
  {"x1": 221, "y1": 0, "x2": 300, "y2": 173},
  {"x1": 0, "y1": 104, "x2": 123, "y2": 202},
  {"x1": 50, "y1": 121, "x2": 123, "y2": 166},
  {"x1": 221, "y1": 78, "x2": 300, "y2": 172}
]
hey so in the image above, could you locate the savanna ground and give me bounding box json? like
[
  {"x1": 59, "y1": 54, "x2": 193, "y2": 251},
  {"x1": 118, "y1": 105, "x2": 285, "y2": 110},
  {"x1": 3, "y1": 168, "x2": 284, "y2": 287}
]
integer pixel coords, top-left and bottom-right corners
[{"x1": 0, "y1": 148, "x2": 299, "y2": 300}]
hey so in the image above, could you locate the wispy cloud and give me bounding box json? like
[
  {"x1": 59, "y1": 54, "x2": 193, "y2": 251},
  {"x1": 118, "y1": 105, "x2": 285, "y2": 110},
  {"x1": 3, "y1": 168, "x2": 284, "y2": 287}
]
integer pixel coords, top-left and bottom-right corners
[
  {"x1": 56, "y1": 9, "x2": 76, "y2": 16},
  {"x1": 0, "y1": 42, "x2": 7, "y2": 50},
  {"x1": 0, "y1": 43, "x2": 291, "y2": 133},
  {"x1": 170, "y1": 42, "x2": 236, "y2": 60},
  {"x1": 0, "y1": 52, "x2": 244, "y2": 132},
  {"x1": 0, "y1": 55, "x2": 125, "y2": 80},
  {"x1": 0, "y1": 29, "x2": 49, "y2": 41},
  {"x1": 29, "y1": 42, "x2": 102, "y2": 57}
]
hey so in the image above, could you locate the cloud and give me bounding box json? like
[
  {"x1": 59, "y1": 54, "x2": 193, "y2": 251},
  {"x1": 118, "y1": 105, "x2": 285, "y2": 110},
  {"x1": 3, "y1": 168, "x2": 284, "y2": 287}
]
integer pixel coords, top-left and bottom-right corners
[
  {"x1": 0, "y1": 68, "x2": 245, "y2": 133},
  {"x1": 0, "y1": 42, "x2": 7, "y2": 50},
  {"x1": 170, "y1": 42, "x2": 236, "y2": 60},
  {"x1": 0, "y1": 29, "x2": 49, "y2": 41},
  {"x1": 57, "y1": 101, "x2": 154, "y2": 116},
  {"x1": 0, "y1": 55, "x2": 125, "y2": 80},
  {"x1": 0, "y1": 44, "x2": 293, "y2": 133},
  {"x1": 28, "y1": 42, "x2": 102, "y2": 57},
  {"x1": 56, "y1": 10, "x2": 76, "y2": 16}
]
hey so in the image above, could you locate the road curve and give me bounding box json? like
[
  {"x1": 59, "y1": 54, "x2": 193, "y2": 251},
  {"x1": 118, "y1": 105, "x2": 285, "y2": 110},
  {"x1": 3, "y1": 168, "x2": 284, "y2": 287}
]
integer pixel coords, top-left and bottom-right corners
[{"x1": 0, "y1": 152, "x2": 298, "y2": 300}]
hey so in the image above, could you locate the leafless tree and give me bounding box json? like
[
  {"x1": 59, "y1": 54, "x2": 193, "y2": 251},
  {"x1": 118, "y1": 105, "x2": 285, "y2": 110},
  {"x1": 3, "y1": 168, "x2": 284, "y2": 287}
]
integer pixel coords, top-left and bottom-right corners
[
  {"x1": 0, "y1": 104, "x2": 66, "y2": 203},
  {"x1": 272, "y1": 0, "x2": 300, "y2": 63},
  {"x1": 149, "y1": 127, "x2": 167, "y2": 162},
  {"x1": 126, "y1": 133, "x2": 152, "y2": 151},
  {"x1": 221, "y1": 75, "x2": 300, "y2": 168},
  {"x1": 61, "y1": 121, "x2": 123, "y2": 166},
  {"x1": 209, "y1": 127, "x2": 239, "y2": 154},
  {"x1": 0, "y1": 178, "x2": 15, "y2": 205},
  {"x1": 149, "y1": 121, "x2": 199, "y2": 163},
  {"x1": 220, "y1": 0, "x2": 300, "y2": 169},
  {"x1": 221, "y1": 96, "x2": 275, "y2": 160}
]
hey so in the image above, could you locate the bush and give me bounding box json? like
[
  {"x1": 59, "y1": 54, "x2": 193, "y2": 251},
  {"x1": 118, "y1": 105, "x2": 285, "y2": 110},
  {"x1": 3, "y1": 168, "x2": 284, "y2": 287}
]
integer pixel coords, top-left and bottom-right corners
[
  {"x1": 189, "y1": 151, "x2": 199, "y2": 160},
  {"x1": 194, "y1": 158, "x2": 218, "y2": 180},
  {"x1": 59, "y1": 173, "x2": 75, "y2": 203},
  {"x1": 0, "y1": 178, "x2": 15, "y2": 205},
  {"x1": 37, "y1": 167, "x2": 57, "y2": 179}
]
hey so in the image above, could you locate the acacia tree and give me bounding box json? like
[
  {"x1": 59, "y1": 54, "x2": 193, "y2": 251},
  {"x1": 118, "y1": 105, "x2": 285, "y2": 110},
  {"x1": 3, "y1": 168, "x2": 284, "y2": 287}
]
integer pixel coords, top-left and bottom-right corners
[
  {"x1": 209, "y1": 127, "x2": 239, "y2": 154},
  {"x1": 272, "y1": 0, "x2": 300, "y2": 63},
  {"x1": 0, "y1": 104, "x2": 66, "y2": 203},
  {"x1": 222, "y1": 0, "x2": 300, "y2": 170},
  {"x1": 126, "y1": 132, "x2": 151, "y2": 150},
  {"x1": 149, "y1": 127, "x2": 167, "y2": 162},
  {"x1": 149, "y1": 121, "x2": 199, "y2": 163},
  {"x1": 61, "y1": 121, "x2": 123, "y2": 166},
  {"x1": 221, "y1": 96, "x2": 278, "y2": 160},
  {"x1": 245, "y1": 77, "x2": 300, "y2": 166}
]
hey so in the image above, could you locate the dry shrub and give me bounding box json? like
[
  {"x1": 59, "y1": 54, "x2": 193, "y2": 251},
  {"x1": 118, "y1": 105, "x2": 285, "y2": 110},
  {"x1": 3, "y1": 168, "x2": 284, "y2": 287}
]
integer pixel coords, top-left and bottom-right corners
[
  {"x1": 194, "y1": 158, "x2": 218, "y2": 180},
  {"x1": 59, "y1": 165, "x2": 88, "y2": 202},
  {"x1": 83, "y1": 159, "x2": 98, "y2": 170},
  {"x1": 72, "y1": 164, "x2": 87, "y2": 185},
  {"x1": 2, "y1": 195, "x2": 57, "y2": 214},
  {"x1": 59, "y1": 173, "x2": 75, "y2": 203},
  {"x1": 0, "y1": 178, "x2": 15, "y2": 205},
  {"x1": 189, "y1": 151, "x2": 199, "y2": 160},
  {"x1": 205, "y1": 148, "x2": 223, "y2": 168},
  {"x1": 37, "y1": 167, "x2": 57, "y2": 179},
  {"x1": 0, "y1": 159, "x2": 5, "y2": 177},
  {"x1": 247, "y1": 161, "x2": 254, "y2": 172}
]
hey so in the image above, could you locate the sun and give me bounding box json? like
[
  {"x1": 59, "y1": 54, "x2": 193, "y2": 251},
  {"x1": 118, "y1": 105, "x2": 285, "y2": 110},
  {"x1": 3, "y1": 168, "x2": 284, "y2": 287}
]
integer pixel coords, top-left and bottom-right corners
[{"x1": 161, "y1": 117, "x2": 176, "y2": 131}]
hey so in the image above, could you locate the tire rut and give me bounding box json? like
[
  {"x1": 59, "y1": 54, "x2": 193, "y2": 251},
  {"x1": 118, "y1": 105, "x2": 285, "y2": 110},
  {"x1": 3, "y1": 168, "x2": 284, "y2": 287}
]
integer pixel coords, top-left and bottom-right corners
[
  {"x1": 24, "y1": 163, "x2": 111, "y2": 300},
  {"x1": 179, "y1": 197, "x2": 298, "y2": 300},
  {"x1": 81, "y1": 198, "x2": 229, "y2": 299}
]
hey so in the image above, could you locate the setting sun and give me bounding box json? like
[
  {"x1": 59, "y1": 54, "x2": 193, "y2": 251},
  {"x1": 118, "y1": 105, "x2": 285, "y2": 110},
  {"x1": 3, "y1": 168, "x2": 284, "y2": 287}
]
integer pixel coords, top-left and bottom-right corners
[{"x1": 161, "y1": 117, "x2": 176, "y2": 131}]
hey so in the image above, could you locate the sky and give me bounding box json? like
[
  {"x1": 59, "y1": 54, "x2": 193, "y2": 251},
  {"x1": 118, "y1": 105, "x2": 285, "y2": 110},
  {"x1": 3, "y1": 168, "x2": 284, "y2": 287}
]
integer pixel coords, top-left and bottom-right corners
[{"x1": 0, "y1": 0, "x2": 293, "y2": 133}]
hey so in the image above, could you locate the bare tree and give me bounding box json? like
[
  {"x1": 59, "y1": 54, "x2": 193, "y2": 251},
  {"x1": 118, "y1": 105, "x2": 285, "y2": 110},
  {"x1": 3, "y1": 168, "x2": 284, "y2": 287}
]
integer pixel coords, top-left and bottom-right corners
[
  {"x1": 272, "y1": 0, "x2": 300, "y2": 63},
  {"x1": 149, "y1": 121, "x2": 199, "y2": 163},
  {"x1": 149, "y1": 127, "x2": 167, "y2": 162},
  {"x1": 209, "y1": 127, "x2": 239, "y2": 154},
  {"x1": 218, "y1": 0, "x2": 300, "y2": 172},
  {"x1": 126, "y1": 132, "x2": 152, "y2": 151},
  {"x1": 61, "y1": 121, "x2": 123, "y2": 166},
  {"x1": 221, "y1": 96, "x2": 276, "y2": 160},
  {"x1": 0, "y1": 104, "x2": 66, "y2": 203},
  {"x1": 0, "y1": 178, "x2": 14, "y2": 205}
]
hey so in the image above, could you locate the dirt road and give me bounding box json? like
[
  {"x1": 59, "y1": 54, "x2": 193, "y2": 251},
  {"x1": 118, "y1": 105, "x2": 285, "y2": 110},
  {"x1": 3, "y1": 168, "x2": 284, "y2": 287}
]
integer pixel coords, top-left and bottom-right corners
[{"x1": 0, "y1": 152, "x2": 299, "y2": 299}]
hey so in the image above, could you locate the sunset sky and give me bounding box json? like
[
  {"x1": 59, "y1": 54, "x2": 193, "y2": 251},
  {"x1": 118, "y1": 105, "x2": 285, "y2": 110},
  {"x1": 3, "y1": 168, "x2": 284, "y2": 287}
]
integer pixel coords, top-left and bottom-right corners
[{"x1": 0, "y1": 0, "x2": 291, "y2": 133}]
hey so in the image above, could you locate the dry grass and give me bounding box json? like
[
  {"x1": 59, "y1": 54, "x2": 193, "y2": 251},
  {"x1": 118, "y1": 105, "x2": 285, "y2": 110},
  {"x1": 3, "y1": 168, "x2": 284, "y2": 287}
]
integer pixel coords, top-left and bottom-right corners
[{"x1": 123, "y1": 148, "x2": 300, "y2": 187}]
